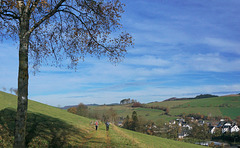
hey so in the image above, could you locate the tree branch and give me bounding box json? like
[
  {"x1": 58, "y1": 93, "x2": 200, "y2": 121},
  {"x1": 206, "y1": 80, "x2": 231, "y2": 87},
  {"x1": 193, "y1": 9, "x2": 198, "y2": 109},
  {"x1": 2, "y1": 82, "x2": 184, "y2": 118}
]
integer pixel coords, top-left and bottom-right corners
[
  {"x1": 57, "y1": 9, "x2": 114, "y2": 53},
  {"x1": 0, "y1": 11, "x2": 19, "y2": 19},
  {"x1": 83, "y1": 0, "x2": 103, "y2": 17},
  {"x1": 25, "y1": 0, "x2": 65, "y2": 38},
  {"x1": 25, "y1": 0, "x2": 32, "y2": 14},
  {"x1": 29, "y1": 0, "x2": 40, "y2": 14},
  {"x1": 60, "y1": 4, "x2": 87, "y2": 16},
  {"x1": 0, "y1": 0, "x2": 19, "y2": 19}
]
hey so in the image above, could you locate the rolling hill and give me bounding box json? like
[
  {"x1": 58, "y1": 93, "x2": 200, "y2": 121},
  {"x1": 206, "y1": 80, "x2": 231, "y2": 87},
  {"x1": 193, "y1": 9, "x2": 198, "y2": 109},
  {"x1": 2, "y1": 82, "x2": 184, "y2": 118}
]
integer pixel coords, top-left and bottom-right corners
[
  {"x1": 89, "y1": 95, "x2": 240, "y2": 123},
  {"x1": 0, "y1": 91, "x2": 202, "y2": 147}
]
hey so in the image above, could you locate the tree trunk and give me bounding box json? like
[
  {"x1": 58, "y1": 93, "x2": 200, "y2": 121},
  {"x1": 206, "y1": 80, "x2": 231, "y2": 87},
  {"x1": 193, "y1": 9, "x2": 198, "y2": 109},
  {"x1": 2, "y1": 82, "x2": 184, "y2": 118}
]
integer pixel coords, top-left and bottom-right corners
[
  {"x1": 14, "y1": 8, "x2": 30, "y2": 147},
  {"x1": 14, "y1": 36, "x2": 29, "y2": 148}
]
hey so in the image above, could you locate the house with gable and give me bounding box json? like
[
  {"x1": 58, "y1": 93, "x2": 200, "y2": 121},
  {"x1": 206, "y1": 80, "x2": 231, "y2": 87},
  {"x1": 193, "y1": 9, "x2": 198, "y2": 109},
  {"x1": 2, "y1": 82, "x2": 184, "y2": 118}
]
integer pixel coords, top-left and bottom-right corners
[
  {"x1": 222, "y1": 122, "x2": 231, "y2": 133},
  {"x1": 210, "y1": 126, "x2": 216, "y2": 134},
  {"x1": 230, "y1": 124, "x2": 239, "y2": 133},
  {"x1": 216, "y1": 119, "x2": 226, "y2": 128}
]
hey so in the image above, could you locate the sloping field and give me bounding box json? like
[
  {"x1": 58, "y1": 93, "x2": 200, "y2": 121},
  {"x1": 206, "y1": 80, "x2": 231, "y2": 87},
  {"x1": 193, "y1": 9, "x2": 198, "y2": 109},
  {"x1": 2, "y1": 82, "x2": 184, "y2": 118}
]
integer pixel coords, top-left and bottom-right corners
[
  {"x1": 0, "y1": 91, "x2": 202, "y2": 147},
  {"x1": 164, "y1": 96, "x2": 240, "y2": 119},
  {"x1": 90, "y1": 96, "x2": 240, "y2": 124},
  {"x1": 89, "y1": 104, "x2": 166, "y2": 122},
  {"x1": 145, "y1": 96, "x2": 240, "y2": 120}
]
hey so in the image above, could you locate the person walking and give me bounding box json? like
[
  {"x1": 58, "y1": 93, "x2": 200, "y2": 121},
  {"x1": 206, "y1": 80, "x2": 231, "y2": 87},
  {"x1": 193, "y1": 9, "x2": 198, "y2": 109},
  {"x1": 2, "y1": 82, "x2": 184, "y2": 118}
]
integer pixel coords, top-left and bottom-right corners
[
  {"x1": 95, "y1": 120, "x2": 99, "y2": 130},
  {"x1": 105, "y1": 121, "x2": 110, "y2": 131}
]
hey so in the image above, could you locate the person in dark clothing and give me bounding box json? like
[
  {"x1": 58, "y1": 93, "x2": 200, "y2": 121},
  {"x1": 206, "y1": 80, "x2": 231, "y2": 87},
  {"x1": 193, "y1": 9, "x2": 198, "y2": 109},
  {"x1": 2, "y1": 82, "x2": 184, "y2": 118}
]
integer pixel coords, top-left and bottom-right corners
[{"x1": 105, "y1": 121, "x2": 110, "y2": 131}]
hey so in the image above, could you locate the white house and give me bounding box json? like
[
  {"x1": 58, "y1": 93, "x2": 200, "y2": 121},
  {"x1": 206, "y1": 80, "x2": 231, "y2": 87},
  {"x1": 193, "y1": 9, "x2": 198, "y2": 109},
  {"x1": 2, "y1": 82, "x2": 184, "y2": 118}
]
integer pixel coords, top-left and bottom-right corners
[
  {"x1": 230, "y1": 125, "x2": 239, "y2": 133},
  {"x1": 177, "y1": 119, "x2": 185, "y2": 126},
  {"x1": 183, "y1": 124, "x2": 192, "y2": 130},
  {"x1": 210, "y1": 126, "x2": 216, "y2": 134},
  {"x1": 222, "y1": 123, "x2": 231, "y2": 133}
]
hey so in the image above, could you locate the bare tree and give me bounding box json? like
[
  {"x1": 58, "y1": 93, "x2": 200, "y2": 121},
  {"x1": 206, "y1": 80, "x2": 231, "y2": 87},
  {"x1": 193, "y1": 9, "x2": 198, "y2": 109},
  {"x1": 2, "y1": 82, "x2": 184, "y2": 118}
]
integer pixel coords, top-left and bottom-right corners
[
  {"x1": 9, "y1": 87, "x2": 18, "y2": 94},
  {"x1": 2, "y1": 87, "x2": 7, "y2": 91},
  {"x1": 0, "y1": 0, "x2": 133, "y2": 147}
]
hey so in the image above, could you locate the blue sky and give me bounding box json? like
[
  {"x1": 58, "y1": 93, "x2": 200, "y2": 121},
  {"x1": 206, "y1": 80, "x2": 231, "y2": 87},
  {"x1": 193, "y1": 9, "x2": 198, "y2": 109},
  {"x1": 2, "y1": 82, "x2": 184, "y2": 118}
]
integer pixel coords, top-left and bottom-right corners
[{"x1": 1, "y1": 0, "x2": 240, "y2": 107}]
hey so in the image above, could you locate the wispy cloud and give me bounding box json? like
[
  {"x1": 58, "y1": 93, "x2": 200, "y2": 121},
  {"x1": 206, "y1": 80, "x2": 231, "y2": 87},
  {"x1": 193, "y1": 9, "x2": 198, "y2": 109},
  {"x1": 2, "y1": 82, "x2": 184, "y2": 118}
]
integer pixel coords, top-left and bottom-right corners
[{"x1": 204, "y1": 37, "x2": 240, "y2": 55}]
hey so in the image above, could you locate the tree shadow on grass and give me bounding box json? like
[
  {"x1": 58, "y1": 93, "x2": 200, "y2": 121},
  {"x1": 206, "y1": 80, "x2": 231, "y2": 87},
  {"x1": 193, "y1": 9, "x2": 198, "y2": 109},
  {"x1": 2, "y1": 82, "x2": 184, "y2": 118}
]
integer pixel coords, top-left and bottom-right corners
[{"x1": 0, "y1": 108, "x2": 91, "y2": 147}]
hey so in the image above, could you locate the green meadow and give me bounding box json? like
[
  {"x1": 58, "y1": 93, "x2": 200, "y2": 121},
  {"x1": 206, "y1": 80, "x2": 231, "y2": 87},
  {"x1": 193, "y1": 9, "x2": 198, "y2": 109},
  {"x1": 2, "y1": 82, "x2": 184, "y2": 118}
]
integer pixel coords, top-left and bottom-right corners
[
  {"x1": 0, "y1": 91, "x2": 202, "y2": 147},
  {"x1": 167, "y1": 96, "x2": 240, "y2": 119},
  {"x1": 90, "y1": 95, "x2": 240, "y2": 123}
]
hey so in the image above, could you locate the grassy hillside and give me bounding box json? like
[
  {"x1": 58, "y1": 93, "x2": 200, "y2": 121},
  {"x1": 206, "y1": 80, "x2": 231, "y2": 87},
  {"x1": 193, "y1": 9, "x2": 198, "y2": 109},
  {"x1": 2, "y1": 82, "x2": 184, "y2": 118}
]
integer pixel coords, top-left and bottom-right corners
[
  {"x1": 89, "y1": 95, "x2": 240, "y2": 123},
  {"x1": 160, "y1": 96, "x2": 240, "y2": 120},
  {"x1": 0, "y1": 91, "x2": 202, "y2": 147}
]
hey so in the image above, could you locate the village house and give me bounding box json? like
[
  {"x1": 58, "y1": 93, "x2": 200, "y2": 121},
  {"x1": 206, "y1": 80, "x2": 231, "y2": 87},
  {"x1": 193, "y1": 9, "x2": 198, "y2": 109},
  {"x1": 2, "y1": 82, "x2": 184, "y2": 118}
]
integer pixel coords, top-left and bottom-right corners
[
  {"x1": 176, "y1": 118, "x2": 185, "y2": 126},
  {"x1": 210, "y1": 126, "x2": 216, "y2": 134},
  {"x1": 198, "y1": 120, "x2": 205, "y2": 126},
  {"x1": 222, "y1": 122, "x2": 232, "y2": 133},
  {"x1": 216, "y1": 119, "x2": 226, "y2": 128},
  {"x1": 230, "y1": 124, "x2": 239, "y2": 133},
  {"x1": 210, "y1": 119, "x2": 239, "y2": 134}
]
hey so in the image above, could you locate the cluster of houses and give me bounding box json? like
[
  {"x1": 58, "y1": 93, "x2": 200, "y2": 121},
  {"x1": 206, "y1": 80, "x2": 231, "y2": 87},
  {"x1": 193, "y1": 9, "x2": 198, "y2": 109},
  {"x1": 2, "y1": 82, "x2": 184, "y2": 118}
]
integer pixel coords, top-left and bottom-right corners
[
  {"x1": 169, "y1": 118, "x2": 240, "y2": 139},
  {"x1": 210, "y1": 119, "x2": 239, "y2": 134},
  {"x1": 118, "y1": 117, "x2": 239, "y2": 139}
]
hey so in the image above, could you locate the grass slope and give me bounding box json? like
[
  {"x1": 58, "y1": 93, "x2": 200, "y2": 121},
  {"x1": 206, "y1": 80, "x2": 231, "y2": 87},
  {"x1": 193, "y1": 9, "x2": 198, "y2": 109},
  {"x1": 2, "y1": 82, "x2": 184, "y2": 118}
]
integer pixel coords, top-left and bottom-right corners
[
  {"x1": 89, "y1": 96, "x2": 240, "y2": 123},
  {"x1": 164, "y1": 96, "x2": 240, "y2": 120},
  {"x1": 0, "y1": 91, "x2": 202, "y2": 147}
]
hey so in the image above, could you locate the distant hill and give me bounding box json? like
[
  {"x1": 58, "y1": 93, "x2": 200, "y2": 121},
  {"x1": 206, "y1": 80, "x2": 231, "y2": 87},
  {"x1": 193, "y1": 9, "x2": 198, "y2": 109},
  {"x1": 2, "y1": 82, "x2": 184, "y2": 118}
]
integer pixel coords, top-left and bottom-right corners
[
  {"x1": 61, "y1": 104, "x2": 100, "y2": 110},
  {"x1": 89, "y1": 95, "x2": 240, "y2": 124},
  {"x1": 60, "y1": 105, "x2": 77, "y2": 109},
  {"x1": 163, "y1": 94, "x2": 219, "y2": 102},
  {"x1": 0, "y1": 91, "x2": 201, "y2": 147},
  {"x1": 61, "y1": 103, "x2": 120, "y2": 110}
]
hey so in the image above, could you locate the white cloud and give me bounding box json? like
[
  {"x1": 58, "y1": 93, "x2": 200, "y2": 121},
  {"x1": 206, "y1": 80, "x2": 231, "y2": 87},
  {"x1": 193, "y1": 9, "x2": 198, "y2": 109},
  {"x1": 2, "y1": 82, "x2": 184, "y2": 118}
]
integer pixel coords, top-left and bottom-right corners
[
  {"x1": 125, "y1": 55, "x2": 170, "y2": 66},
  {"x1": 28, "y1": 51, "x2": 240, "y2": 102},
  {"x1": 187, "y1": 53, "x2": 240, "y2": 72},
  {"x1": 204, "y1": 37, "x2": 240, "y2": 54}
]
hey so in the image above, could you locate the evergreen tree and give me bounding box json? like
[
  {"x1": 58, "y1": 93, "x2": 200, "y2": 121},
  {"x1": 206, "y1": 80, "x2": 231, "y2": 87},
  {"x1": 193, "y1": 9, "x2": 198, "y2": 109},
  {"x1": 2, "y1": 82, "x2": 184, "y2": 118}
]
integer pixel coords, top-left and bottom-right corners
[
  {"x1": 123, "y1": 115, "x2": 130, "y2": 129},
  {"x1": 131, "y1": 111, "x2": 138, "y2": 131}
]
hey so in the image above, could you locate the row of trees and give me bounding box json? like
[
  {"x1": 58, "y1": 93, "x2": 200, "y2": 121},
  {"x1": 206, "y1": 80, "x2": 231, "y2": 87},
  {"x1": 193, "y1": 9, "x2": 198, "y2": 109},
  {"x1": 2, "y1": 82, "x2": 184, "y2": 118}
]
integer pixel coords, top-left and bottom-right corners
[
  {"x1": 123, "y1": 111, "x2": 139, "y2": 131},
  {"x1": 120, "y1": 98, "x2": 137, "y2": 104},
  {"x1": 141, "y1": 105, "x2": 170, "y2": 115}
]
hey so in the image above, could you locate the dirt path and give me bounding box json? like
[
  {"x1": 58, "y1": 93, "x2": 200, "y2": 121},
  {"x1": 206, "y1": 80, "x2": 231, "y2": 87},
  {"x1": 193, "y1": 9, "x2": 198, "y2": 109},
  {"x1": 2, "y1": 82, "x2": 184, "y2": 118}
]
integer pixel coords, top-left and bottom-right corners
[
  {"x1": 105, "y1": 131, "x2": 111, "y2": 148},
  {"x1": 79, "y1": 123, "x2": 146, "y2": 147},
  {"x1": 79, "y1": 123, "x2": 113, "y2": 147}
]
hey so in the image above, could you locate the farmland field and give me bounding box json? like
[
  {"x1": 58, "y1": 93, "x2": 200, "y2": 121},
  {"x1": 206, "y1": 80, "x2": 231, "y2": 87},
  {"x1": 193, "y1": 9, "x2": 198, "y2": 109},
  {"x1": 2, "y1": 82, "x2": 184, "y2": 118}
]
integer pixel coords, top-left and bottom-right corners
[{"x1": 89, "y1": 95, "x2": 240, "y2": 123}]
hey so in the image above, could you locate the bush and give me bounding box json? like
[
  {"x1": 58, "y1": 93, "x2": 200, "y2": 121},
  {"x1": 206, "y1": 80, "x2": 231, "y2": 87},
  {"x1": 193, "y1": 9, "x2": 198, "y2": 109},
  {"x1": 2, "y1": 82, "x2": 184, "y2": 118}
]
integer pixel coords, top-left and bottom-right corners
[
  {"x1": 67, "y1": 107, "x2": 77, "y2": 114},
  {"x1": 0, "y1": 124, "x2": 14, "y2": 147},
  {"x1": 28, "y1": 136, "x2": 49, "y2": 148},
  {"x1": 132, "y1": 102, "x2": 142, "y2": 107}
]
